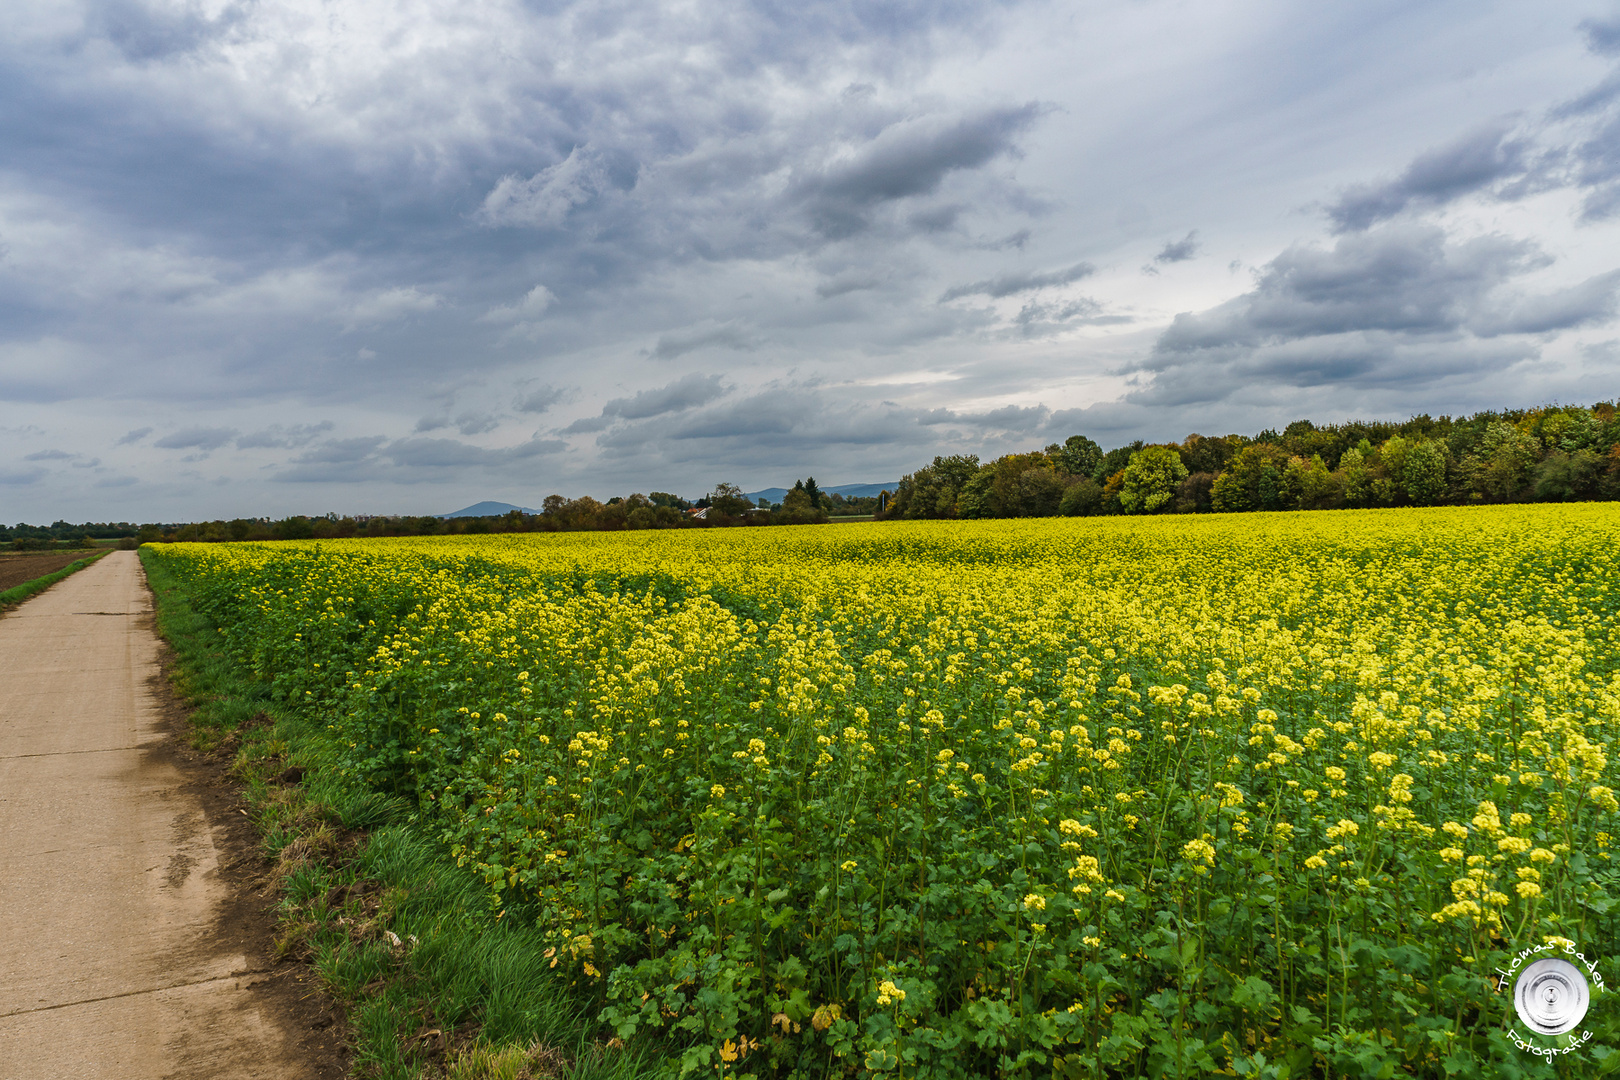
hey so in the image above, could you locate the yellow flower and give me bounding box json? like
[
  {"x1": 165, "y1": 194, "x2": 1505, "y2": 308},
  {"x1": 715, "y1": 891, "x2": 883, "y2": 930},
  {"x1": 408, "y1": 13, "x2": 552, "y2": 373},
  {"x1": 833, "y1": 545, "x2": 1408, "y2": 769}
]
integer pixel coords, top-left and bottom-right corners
[
  {"x1": 710, "y1": 784, "x2": 725, "y2": 798},
  {"x1": 1304, "y1": 854, "x2": 1328, "y2": 870},
  {"x1": 1023, "y1": 893, "x2": 1046, "y2": 912},
  {"x1": 1325, "y1": 819, "x2": 1359, "y2": 841},
  {"x1": 840, "y1": 860, "x2": 858, "y2": 872}
]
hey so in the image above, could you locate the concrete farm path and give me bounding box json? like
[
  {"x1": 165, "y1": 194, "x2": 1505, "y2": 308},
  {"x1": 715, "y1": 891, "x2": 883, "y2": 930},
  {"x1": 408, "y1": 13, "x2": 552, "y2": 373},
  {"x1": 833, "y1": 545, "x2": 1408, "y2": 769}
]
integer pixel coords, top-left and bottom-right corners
[{"x1": 0, "y1": 551, "x2": 315, "y2": 1080}]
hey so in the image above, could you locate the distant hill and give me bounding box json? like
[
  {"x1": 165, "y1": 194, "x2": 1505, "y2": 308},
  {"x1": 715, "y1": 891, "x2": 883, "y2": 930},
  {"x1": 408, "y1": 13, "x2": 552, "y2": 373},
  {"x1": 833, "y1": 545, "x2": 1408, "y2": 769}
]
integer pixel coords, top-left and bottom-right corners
[
  {"x1": 442, "y1": 500, "x2": 537, "y2": 518},
  {"x1": 743, "y1": 481, "x2": 899, "y2": 504}
]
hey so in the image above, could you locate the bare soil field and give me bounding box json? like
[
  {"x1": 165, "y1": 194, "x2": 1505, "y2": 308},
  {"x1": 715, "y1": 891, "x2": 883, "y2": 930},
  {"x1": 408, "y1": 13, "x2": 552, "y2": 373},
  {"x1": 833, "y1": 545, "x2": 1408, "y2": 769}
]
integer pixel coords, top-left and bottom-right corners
[{"x1": 0, "y1": 549, "x2": 103, "y2": 593}]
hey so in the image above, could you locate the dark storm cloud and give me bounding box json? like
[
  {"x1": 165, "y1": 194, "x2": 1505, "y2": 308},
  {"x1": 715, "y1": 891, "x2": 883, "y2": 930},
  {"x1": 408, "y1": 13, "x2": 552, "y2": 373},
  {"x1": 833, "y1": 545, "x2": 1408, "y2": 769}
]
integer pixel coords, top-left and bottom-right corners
[
  {"x1": 939, "y1": 262, "x2": 1095, "y2": 301},
  {"x1": 1130, "y1": 225, "x2": 1620, "y2": 407},
  {"x1": 1325, "y1": 125, "x2": 1530, "y2": 232},
  {"x1": 153, "y1": 426, "x2": 238, "y2": 451}
]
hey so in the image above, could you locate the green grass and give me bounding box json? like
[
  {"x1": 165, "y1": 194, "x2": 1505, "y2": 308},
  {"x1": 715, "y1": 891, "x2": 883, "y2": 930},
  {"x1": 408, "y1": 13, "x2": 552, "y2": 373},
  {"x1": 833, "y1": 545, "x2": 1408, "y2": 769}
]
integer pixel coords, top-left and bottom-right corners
[
  {"x1": 139, "y1": 548, "x2": 655, "y2": 1080},
  {"x1": 0, "y1": 549, "x2": 111, "y2": 611}
]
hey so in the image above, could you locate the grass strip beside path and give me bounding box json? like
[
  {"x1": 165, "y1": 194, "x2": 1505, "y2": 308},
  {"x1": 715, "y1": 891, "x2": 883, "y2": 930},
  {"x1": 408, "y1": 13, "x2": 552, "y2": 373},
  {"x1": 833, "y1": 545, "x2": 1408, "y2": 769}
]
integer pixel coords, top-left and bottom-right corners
[
  {"x1": 0, "y1": 549, "x2": 111, "y2": 611},
  {"x1": 139, "y1": 548, "x2": 651, "y2": 1080}
]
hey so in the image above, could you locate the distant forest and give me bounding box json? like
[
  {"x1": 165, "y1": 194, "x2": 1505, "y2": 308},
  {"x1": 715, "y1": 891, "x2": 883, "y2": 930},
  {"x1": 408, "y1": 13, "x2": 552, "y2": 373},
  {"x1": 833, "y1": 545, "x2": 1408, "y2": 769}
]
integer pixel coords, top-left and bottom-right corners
[
  {"x1": 8, "y1": 401, "x2": 1618, "y2": 547},
  {"x1": 878, "y1": 401, "x2": 1620, "y2": 520}
]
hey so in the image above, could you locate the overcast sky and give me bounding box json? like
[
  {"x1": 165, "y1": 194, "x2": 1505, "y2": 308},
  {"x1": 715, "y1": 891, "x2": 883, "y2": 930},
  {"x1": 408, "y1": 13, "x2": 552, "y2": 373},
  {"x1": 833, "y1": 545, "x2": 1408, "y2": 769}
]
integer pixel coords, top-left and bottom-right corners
[{"x1": 6, "y1": 0, "x2": 1620, "y2": 521}]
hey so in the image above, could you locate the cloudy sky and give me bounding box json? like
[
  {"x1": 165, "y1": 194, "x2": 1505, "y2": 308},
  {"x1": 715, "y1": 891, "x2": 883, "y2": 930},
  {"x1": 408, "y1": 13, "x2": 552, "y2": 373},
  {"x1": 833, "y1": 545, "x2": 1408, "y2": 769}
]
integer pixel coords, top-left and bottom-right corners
[{"x1": 5, "y1": 0, "x2": 1620, "y2": 521}]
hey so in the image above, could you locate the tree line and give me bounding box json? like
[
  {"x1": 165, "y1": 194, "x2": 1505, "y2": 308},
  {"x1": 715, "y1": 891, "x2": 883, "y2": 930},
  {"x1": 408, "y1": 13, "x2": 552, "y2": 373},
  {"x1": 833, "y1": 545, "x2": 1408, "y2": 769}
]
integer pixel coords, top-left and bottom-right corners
[
  {"x1": 878, "y1": 401, "x2": 1620, "y2": 520},
  {"x1": 74, "y1": 480, "x2": 877, "y2": 546}
]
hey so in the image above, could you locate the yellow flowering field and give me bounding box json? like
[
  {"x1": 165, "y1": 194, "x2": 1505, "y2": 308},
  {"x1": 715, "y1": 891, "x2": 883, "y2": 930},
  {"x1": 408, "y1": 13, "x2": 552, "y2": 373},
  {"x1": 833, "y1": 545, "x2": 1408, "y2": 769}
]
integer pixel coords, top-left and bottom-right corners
[{"x1": 149, "y1": 505, "x2": 1620, "y2": 1078}]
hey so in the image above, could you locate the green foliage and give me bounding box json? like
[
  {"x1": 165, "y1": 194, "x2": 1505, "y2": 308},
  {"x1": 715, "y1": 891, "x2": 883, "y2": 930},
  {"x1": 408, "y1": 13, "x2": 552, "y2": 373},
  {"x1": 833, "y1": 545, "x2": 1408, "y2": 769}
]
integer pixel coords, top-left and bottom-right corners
[
  {"x1": 1048, "y1": 436, "x2": 1103, "y2": 479},
  {"x1": 1118, "y1": 446, "x2": 1188, "y2": 513}
]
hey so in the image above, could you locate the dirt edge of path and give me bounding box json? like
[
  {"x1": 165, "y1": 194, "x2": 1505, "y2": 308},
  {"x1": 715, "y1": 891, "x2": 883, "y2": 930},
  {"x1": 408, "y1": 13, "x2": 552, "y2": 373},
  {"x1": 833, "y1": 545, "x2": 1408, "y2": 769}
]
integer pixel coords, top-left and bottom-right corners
[{"x1": 142, "y1": 608, "x2": 354, "y2": 1080}]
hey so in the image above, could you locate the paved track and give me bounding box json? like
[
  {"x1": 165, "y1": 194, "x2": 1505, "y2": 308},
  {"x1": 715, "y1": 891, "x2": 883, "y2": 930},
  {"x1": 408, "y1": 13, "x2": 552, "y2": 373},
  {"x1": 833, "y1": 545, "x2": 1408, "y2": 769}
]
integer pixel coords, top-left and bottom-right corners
[{"x1": 0, "y1": 551, "x2": 306, "y2": 1079}]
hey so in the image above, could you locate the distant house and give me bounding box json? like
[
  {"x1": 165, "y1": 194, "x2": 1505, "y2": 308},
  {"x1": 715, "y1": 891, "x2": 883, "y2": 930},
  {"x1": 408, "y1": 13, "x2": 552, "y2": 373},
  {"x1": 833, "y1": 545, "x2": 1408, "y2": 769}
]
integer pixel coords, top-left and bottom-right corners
[{"x1": 686, "y1": 507, "x2": 708, "y2": 520}]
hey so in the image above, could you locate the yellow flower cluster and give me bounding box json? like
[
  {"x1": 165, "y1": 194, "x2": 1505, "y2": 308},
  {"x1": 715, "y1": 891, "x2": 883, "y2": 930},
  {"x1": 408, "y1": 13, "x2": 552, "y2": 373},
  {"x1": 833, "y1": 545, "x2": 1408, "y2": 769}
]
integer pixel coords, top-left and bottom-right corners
[{"x1": 149, "y1": 501, "x2": 1620, "y2": 1051}]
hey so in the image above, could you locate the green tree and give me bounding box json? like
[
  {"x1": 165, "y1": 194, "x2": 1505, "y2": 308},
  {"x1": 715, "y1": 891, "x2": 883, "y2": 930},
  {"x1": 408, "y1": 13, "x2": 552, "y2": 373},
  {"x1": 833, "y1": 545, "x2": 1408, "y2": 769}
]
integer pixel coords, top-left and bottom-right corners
[
  {"x1": 708, "y1": 482, "x2": 750, "y2": 516},
  {"x1": 1211, "y1": 444, "x2": 1294, "y2": 511},
  {"x1": 1059, "y1": 476, "x2": 1105, "y2": 516},
  {"x1": 1533, "y1": 449, "x2": 1604, "y2": 501},
  {"x1": 1119, "y1": 445, "x2": 1189, "y2": 513},
  {"x1": 777, "y1": 487, "x2": 830, "y2": 524},
  {"x1": 1285, "y1": 454, "x2": 1340, "y2": 510},
  {"x1": 1047, "y1": 435, "x2": 1102, "y2": 479},
  {"x1": 1400, "y1": 440, "x2": 1450, "y2": 505}
]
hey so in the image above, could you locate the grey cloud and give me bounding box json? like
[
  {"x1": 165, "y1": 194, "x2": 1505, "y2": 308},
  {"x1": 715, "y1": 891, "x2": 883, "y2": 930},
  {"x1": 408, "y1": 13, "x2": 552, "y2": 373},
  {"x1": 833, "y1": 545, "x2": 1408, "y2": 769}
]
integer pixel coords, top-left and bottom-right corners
[
  {"x1": 480, "y1": 148, "x2": 638, "y2": 229},
  {"x1": 794, "y1": 105, "x2": 1043, "y2": 237},
  {"x1": 414, "y1": 415, "x2": 450, "y2": 433},
  {"x1": 384, "y1": 436, "x2": 566, "y2": 469},
  {"x1": 562, "y1": 415, "x2": 614, "y2": 434},
  {"x1": 456, "y1": 412, "x2": 500, "y2": 436},
  {"x1": 1472, "y1": 269, "x2": 1620, "y2": 336},
  {"x1": 237, "y1": 422, "x2": 335, "y2": 449},
  {"x1": 116, "y1": 427, "x2": 152, "y2": 445},
  {"x1": 939, "y1": 262, "x2": 1095, "y2": 301},
  {"x1": 1012, "y1": 298, "x2": 1132, "y2": 336},
  {"x1": 271, "y1": 434, "x2": 566, "y2": 483},
  {"x1": 94, "y1": 475, "x2": 139, "y2": 488},
  {"x1": 604, "y1": 373, "x2": 727, "y2": 420},
  {"x1": 816, "y1": 275, "x2": 884, "y2": 299},
  {"x1": 153, "y1": 426, "x2": 238, "y2": 450},
  {"x1": 1154, "y1": 227, "x2": 1545, "y2": 353},
  {"x1": 1133, "y1": 225, "x2": 1612, "y2": 406},
  {"x1": 599, "y1": 390, "x2": 937, "y2": 454},
  {"x1": 91, "y1": 0, "x2": 245, "y2": 62},
  {"x1": 514, "y1": 385, "x2": 574, "y2": 414},
  {"x1": 292, "y1": 436, "x2": 389, "y2": 465},
  {"x1": 1154, "y1": 231, "x2": 1201, "y2": 263},
  {"x1": 24, "y1": 448, "x2": 71, "y2": 460},
  {"x1": 1581, "y1": 12, "x2": 1620, "y2": 55},
  {"x1": 0, "y1": 467, "x2": 46, "y2": 486},
  {"x1": 907, "y1": 205, "x2": 962, "y2": 233},
  {"x1": 918, "y1": 404, "x2": 1050, "y2": 430},
  {"x1": 650, "y1": 323, "x2": 758, "y2": 360},
  {"x1": 1325, "y1": 125, "x2": 1529, "y2": 232}
]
